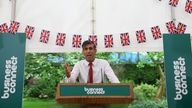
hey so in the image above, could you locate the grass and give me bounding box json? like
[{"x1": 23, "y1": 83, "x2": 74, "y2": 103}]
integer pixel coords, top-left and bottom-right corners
[
  {"x1": 23, "y1": 99, "x2": 62, "y2": 108},
  {"x1": 22, "y1": 98, "x2": 128, "y2": 108}
]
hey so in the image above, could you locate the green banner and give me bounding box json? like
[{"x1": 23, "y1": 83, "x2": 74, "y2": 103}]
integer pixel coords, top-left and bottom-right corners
[
  {"x1": 0, "y1": 33, "x2": 26, "y2": 108},
  {"x1": 163, "y1": 34, "x2": 192, "y2": 108},
  {"x1": 60, "y1": 85, "x2": 130, "y2": 96}
]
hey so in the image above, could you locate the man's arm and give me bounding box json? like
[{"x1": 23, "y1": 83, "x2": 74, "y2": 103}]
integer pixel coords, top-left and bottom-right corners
[
  {"x1": 64, "y1": 63, "x2": 71, "y2": 78},
  {"x1": 103, "y1": 61, "x2": 120, "y2": 83},
  {"x1": 64, "y1": 63, "x2": 80, "y2": 83}
]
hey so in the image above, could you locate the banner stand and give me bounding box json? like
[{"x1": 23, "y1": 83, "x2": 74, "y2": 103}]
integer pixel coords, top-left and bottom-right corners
[
  {"x1": 163, "y1": 34, "x2": 192, "y2": 108},
  {"x1": 0, "y1": 33, "x2": 26, "y2": 108}
]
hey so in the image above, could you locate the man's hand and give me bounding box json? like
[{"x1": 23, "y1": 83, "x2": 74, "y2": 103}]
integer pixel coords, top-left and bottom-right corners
[{"x1": 64, "y1": 63, "x2": 71, "y2": 78}]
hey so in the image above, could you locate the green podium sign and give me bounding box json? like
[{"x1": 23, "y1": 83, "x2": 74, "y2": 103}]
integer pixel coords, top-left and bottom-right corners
[
  {"x1": 163, "y1": 34, "x2": 192, "y2": 108},
  {"x1": 0, "y1": 33, "x2": 26, "y2": 108},
  {"x1": 56, "y1": 83, "x2": 134, "y2": 104},
  {"x1": 60, "y1": 84, "x2": 130, "y2": 96}
]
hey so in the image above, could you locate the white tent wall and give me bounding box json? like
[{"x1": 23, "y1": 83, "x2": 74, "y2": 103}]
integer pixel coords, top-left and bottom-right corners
[
  {"x1": 15, "y1": 0, "x2": 91, "y2": 53},
  {"x1": 0, "y1": 0, "x2": 177, "y2": 53},
  {"x1": 174, "y1": 1, "x2": 192, "y2": 34},
  {"x1": 95, "y1": 0, "x2": 171, "y2": 52},
  {"x1": 0, "y1": 0, "x2": 11, "y2": 23}
]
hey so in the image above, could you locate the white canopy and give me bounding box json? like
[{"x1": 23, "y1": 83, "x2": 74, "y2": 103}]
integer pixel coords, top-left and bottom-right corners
[{"x1": 0, "y1": 0, "x2": 191, "y2": 52}]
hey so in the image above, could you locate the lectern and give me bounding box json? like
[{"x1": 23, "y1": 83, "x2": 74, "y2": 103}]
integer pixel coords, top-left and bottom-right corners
[{"x1": 56, "y1": 83, "x2": 134, "y2": 108}]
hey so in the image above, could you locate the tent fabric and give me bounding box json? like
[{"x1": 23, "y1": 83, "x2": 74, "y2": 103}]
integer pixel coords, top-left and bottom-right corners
[{"x1": 0, "y1": 0, "x2": 190, "y2": 52}]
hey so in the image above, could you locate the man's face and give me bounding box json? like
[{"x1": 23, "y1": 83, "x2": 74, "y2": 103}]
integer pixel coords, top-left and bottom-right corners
[{"x1": 82, "y1": 44, "x2": 96, "y2": 62}]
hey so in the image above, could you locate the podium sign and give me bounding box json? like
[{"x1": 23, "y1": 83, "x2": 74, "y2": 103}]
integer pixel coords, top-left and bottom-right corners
[
  {"x1": 56, "y1": 83, "x2": 133, "y2": 104},
  {"x1": 163, "y1": 34, "x2": 192, "y2": 108},
  {"x1": 0, "y1": 33, "x2": 26, "y2": 108},
  {"x1": 60, "y1": 84, "x2": 130, "y2": 96}
]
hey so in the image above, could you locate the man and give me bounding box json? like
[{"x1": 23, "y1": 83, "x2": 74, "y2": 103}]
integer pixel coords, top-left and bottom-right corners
[{"x1": 64, "y1": 40, "x2": 120, "y2": 83}]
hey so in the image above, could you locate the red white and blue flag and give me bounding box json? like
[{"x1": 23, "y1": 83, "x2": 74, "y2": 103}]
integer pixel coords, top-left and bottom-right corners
[
  {"x1": 169, "y1": 0, "x2": 179, "y2": 7},
  {"x1": 25, "y1": 25, "x2": 35, "y2": 39},
  {"x1": 40, "y1": 30, "x2": 50, "y2": 43},
  {"x1": 136, "y1": 30, "x2": 146, "y2": 43},
  {"x1": 166, "y1": 21, "x2": 176, "y2": 34},
  {"x1": 120, "y1": 33, "x2": 130, "y2": 46},
  {"x1": 104, "y1": 34, "x2": 113, "y2": 48},
  {"x1": 0, "y1": 23, "x2": 8, "y2": 33},
  {"x1": 8, "y1": 21, "x2": 20, "y2": 34},
  {"x1": 56, "y1": 33, "x2": 66, "y2": 46},
  {"x1": 72, "y1": 34, "x2": 82, "y2": 48},
  {"x1": 176, "y1": 22, "x2": 187, "y2": 34},
  {"x1": 185, "y1": 0, "x2": 192, "y2": 14},
  {"x1": 88, "y1": 35, "x2": 97, "y2": 46},
  {"x1": 151, "y1": 26, "x2": 162, "y2": 40}
]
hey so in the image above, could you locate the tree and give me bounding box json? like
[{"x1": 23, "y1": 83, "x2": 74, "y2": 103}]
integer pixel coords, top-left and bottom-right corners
[{"x1": 137, "y1": 52, "x2": 165, "y2": 99}]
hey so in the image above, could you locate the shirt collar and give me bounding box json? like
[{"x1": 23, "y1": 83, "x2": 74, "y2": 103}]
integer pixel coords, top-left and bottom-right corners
[{"x1": 85, "y1": 59, "x2": 97, "y2": 66}]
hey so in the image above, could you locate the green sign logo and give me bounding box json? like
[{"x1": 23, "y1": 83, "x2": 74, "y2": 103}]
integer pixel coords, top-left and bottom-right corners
[
  {"x1": 173, "y1": 57, "x2": 188, "y2": 100},
  {"x1": 84, "y1": 87, "x2": 105, "y2": 95},
  {"x1": 1, "y1": 56, "x2": 18, "y2": 99}
]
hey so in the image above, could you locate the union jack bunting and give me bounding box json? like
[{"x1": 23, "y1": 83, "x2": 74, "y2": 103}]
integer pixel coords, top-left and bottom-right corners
[
  {"x1": 169, "y1": 0, "x2": 179, "y2": 7},
  {"x1": 56, "y1": 33, "x2": 66, "y2": 46},
  {"x1": 151, "y1": 26, "x2": 162, "y2": 40},
  {"x1": 104, "y1": 34, "x2": 113, "y2": 48},
  {"x1": 0, "y1": 23, "x2": 8, "y2": 33},
  {"x1": 120, "y1": 33, "x2": 130, "y2": 46},
  {"x1": 136, "y1": 30, "x2": 146, "y2": 43},
  {"x1": 8, "y1": 21, "x2": 20, "y2": 34},
  {"x1": 176, "y1": 22, "x2": 187, "y2": 34},
  {"x1": 88, "y1": 35, "x2": 97, "y2": 46},
  {"x1": 185, "y1": 0, "x2": 192, "y2": 14},
  {"x1": 166, "y1": 21, "x2": 176, "y2": 34},
  {"x1": 40, "y1": 30, "x2": 50, "y2": 43},
  {"x1": 72, "y1": 35, "x2": 82, "y2": 48},
  {"x1": 25, "y1": 25, "x2": 35, "y2": 39}
]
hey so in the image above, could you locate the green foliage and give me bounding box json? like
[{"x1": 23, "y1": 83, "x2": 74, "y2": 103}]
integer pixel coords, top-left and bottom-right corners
[
  {"x1": 96, "y1": 52, "x2": 111, "y2": 60},
  {"x1": 133, "y1": 83, "x2": 158, "y2": 100},
  {"x1": 113, "y1": 64, "x2": 160, "y2": 84},
  {"x1": 25, "y1": 79, "x2": 56, "y2": 98},
  {"x1": 128, "y1": 99, "x2": 168, "y2": 108},
  {"x1": 137, "y1": 52, "x2": 164, "y2": 68},
  {"x1": 24, "y1": 53, "x2": 65, "y2": 98},
  {"x1": 121, "y1": 80, "x2": 135, "y2": 85}
]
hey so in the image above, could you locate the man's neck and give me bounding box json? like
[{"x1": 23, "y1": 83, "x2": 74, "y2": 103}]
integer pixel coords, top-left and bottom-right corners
[{"x1": 86, "y1": 58, "x2": 95, "y2": 63}]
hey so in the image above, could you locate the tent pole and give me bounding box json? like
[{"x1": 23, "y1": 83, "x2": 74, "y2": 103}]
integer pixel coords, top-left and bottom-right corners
[
  {"x1": 9, "y1": 0, "x2": 16, "y2": 21},
  {"x1": 170, "y1": 5, "x2": 176, "y2": 22},
  {"x1": 91, "y1": 0, "x2": 96, "y2": 35}
]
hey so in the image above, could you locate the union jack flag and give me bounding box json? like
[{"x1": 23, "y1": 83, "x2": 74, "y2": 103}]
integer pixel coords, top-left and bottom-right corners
[
  {"x1": 169, "y1": 0, "x2": 179, "y2": 7},
  {"x1": 8, "y1": 21, "x2": 20, "y2": 34},
  {"x1": 177, "y1": 22, "x2": 187, "y2": 34},
  {"x1": 120, "y1": 33, "x2": 130, "y2": 46},
  {"x1": 40, "y1": 30, "x2": 50, "y2": 43},
  {"x1": 166, "y1": 21, "x2": 176, "y2": 34},
  {"x1": 88, "y1": 35, "x2": 97, "y2": 46},
  {"x1": 136, "y1": 30, "x2": 146, "y2": 43},
  {"x1": 25, "y1": 25, "x2": 35, "y2": 39},
  {"x1": 104, "y1": 34, "x2": 113, "y2": 48},
  {"x1": 151, "y1": 26, "x2": 162, "y2": 40},
  {"x1": 0, "y1": 23, "x2": 8, "y2": 33},
  {"x1": 72, "y1": 35, "x2": 82, "y2": 48},
  {"x1": 185, "y1": 0, "x2": 192, "y2": 14},
  {"x1": 56, "y1": 33, "x2": 66, "y2": 46}
]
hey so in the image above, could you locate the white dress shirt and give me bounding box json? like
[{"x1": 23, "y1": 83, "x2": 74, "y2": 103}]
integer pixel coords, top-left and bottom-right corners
[{"x1": 65, "y1": 59, "x2": 120, "y2": 83}]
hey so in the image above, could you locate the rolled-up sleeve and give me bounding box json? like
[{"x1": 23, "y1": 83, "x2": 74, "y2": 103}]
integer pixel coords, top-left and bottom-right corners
[
  {"x1": 103, "y1": 61, "x2": 120, "y2": 83},
  {"x1": 64, "y1": 63, "x2": 80, "y2": 83}
]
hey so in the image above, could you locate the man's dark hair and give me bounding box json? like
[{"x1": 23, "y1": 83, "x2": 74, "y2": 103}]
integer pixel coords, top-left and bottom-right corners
[{"x1": 82, "y1": 40, "x2": 96, "y2": 49}]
